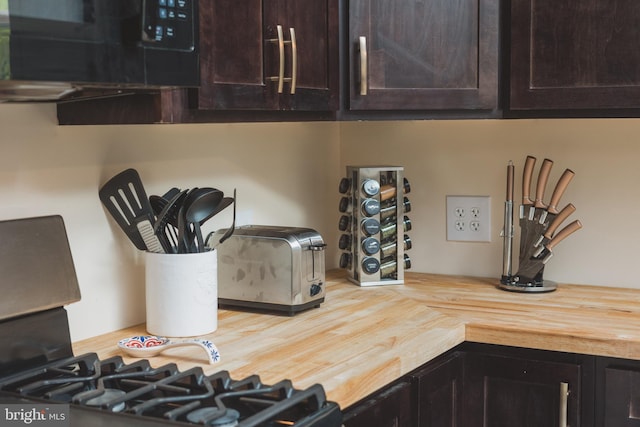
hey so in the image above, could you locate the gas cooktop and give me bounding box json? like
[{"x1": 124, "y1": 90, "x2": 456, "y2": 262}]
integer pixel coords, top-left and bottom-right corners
[{"x1": 0, "y1": 352, "x2": 341, "y2": 427}]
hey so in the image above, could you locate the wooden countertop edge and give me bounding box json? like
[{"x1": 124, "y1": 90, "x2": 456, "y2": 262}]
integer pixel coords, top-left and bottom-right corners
[{"x1": 464, "y1": 322, "x2": 640, "y2": 360}]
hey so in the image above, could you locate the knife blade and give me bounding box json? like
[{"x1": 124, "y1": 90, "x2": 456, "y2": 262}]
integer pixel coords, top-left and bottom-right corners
[
  {"x1": 533, "y1": 203, "x2": 576, "y2": 248},
  {"x1": 517, "y1": 219, "x2": 582, "y2": 283}
]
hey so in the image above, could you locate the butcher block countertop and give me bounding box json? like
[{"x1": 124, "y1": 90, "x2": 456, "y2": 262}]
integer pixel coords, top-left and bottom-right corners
[{"x1": 72, "y1": 271, "x2": 640, "y2": 409}]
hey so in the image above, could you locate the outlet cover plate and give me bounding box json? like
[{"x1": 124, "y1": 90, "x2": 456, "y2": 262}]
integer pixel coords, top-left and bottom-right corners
[{"x1": 446, "y1": 195, "x2": 491, "y2": 242}]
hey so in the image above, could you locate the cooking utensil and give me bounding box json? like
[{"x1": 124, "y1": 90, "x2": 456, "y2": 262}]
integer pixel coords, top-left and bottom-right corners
[
  {"x1": 136, "y1": 221, "x2": 165, "y2": 253},
  {"x1": 521, "y1": 165, "x2": 574, "y2": 262},
  {"x1": 185, "y1": 188, "x2": 224, "y2": 252},
  {"x1": 203, "y1": 196, "x2": 234, "y2": 222},
  {"x1": 517, "y1": 219, "x2": 582, "y2": 282},
  {"x1": 117, "y1": 335, "x2": 220, "y2": 364},
  {"x1": 519, "y1": 158, "x2": 553, "y2": 265},
  {"x1": 537, "y1": 168, "x2": 575, "y2": 226},
  {"x1": 533, "y1": 203, "x2": 576, "y2": 249},
  {"x1": 519, "y1": 156, "x2": 537, "y2": 257},
  {"x1": 215, "y1": 189, "x2": 236, "y2": 248},
  {"x1": 177, "y1": 205, "x2": 189, "y2": 253},
  {"x1": 153, "y1": 189, "x2": 189, "y2": 253},
  {"x1": 533, "y1": 158, "x2": 554, "y2": 215},
  {"x1": 98, "y1": 169, "x2": 157, "y2": 251},
  {"x1": 149, "y1": 188, "x2": 181, "y2": 216},
  {"x1": 176, "y1": 188, "x2": 201, "y2": 253},
  {"x1": 532, "y1": 219, "x2": 582, "y2": 260}
]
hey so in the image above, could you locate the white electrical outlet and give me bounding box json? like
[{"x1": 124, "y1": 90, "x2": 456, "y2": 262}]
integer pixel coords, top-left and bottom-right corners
[{"x1": 446, "y1": 196, "x2": 491, "y2": 242}]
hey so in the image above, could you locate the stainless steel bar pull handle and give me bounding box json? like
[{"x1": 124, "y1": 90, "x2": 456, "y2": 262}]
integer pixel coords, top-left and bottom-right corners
[
  {"x1": 288, "y1": 27, "x2": 297, "y2": 94},
  {"x1": 559, "y1": 382, "x2": 569, "y2": 427},
  {"x1": 359, "y1": 36, "x2": 368, "y2": 95},
  {"x1": 267, "y1": 25, "x2": 285, "y2": 93},
  {"x1": 267, "y1": 26, "x2": 296, "y2": 94}
]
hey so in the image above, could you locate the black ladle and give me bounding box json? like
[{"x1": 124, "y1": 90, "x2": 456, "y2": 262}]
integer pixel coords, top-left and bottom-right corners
[{"x1": 185, "y1": 189, "x2": 224, "y2": 252}]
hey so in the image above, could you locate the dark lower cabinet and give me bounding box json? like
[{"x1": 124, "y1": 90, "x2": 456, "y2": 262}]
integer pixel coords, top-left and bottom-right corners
[
  {"x1": 596, "y1": 357, "x2": 640, "y2": 427},
  {"x1": 342, "y1": 344, "x2": 597, "y2": 427},
  {"x1": 463, "y1": 345, "x2": 593, "y2": 427},
  {"x1": 342, "y1": 379, "x2": 416, "y2": 427}
]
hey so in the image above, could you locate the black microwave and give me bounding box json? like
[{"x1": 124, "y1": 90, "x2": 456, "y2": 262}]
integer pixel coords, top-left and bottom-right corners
[{"x1": 0, "y1": 0, "x2": 199, "y2": 101}]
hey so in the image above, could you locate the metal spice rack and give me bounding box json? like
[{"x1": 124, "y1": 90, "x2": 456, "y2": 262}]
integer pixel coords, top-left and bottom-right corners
[{"x1": 337, "y1": 166, "x2": 412, "y2": 286}]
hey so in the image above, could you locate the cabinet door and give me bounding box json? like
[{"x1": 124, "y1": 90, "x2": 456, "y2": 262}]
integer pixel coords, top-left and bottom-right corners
[
  {"x1": 195, "y1": 0, "x2": 338, "y2": 111},
  {"x1": 342, "y1": 380, "x2": 416, "y2": 427},
  {"x1": 412, "y1": 351, "x2": 464, "y2": 427},
  {"x1": 196, "y1": 0, "x2": 275, "y2": 110},
  {"x1": 464, "y1": 352, "x2": 582, "y2": 427},
  {"x1": 348, "y1": 0, "x2": 499, "y2": 111},
  {"x1": 510, "y1": 0, "x2": 640, "y2": 110},
  {"x1": 602, "y1": 367, "x2": 640, "y2": 426},
  {"x1": 268, "y1": 0, "x2": 339, "y2": 111},
  {"x1": 594, "y1": 359, "x2": 640, "y2": 427}
]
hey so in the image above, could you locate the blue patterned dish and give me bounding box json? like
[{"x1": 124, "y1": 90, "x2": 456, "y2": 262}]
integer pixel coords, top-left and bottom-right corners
[{"x1": 117, "y1": 335, "x2": 220, "y2": 364}]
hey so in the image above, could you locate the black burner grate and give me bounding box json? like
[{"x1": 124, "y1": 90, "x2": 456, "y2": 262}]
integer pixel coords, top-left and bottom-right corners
[{"x1": 0, "y1": 354, "x2": 341, "y2": 427}]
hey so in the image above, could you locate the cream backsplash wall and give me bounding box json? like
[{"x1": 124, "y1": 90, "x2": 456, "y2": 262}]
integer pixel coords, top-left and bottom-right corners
[
  {"x1": 340, "y1": 119, "x2": 640, "y2": 289},
  {"x1": 0, "y1": 103, "x2": 340, "y2": 341},
  {"x1": 2, "y1": 102, "x2": 640, "y2": 341}
]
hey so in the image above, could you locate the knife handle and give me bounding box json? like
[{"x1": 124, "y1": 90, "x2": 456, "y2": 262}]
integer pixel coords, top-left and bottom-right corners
[
  {"x1": 546, "y1": 220, "x2": 582, "y2": 251},
  {"x1": 522, "y1": 156, "x2": 536, "y2": 205},
  {"x1": 547, "y1": 169, "x2": 575, "y2": 215},
  {"x1": 544, "y1": 203, "x2": 576, "y2": 239},
  {"x1": 534, "y1": 158, "x2": 554, "y2": 208}
]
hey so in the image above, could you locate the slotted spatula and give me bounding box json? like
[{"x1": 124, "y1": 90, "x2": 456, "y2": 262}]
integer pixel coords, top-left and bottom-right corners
[{"x1": 98, "y1": 169, "x2": 162, "y2": 252}]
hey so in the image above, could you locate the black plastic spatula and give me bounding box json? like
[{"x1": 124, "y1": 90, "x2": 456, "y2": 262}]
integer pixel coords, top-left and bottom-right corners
[{"x1": 99, "y1": 168, "x2": 159, "y2": 251}]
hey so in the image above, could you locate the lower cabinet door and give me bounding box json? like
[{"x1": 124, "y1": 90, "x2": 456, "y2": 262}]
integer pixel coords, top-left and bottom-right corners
[
  {"x1": 600, "y1": 366, "x2": 640, "y2": 426},
  {"x1": 464, "y1": 352, "x2": 582, "y2": 427},
  {"x1": 411, "y1": 351, "x2": 464, "y2": 427},
  {"x1": 342, "y1": 380, "x2": 416, "y2": 427}
]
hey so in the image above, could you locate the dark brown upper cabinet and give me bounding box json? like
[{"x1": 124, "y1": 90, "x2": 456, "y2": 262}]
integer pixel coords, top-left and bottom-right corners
[
  {"x1": 510, "y1": 0, "x2": 640, "y2": 111},
  {"x1": 193, "y1": 0, "x2": 339, "y2": 112},
  {"x1": 346, "y1": 0, "x2": 499, "y2": 112},
  {"x1": 57, "y1": 0, "x2": 339, "y2": 124}
]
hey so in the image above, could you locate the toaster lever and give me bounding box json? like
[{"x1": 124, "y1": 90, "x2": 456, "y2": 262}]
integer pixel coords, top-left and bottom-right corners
[
  {"x1": 308, "y1": 241, "x2": 326, "y2": 280},
  {"x1": 309, "y1": 243, "x2": 327, "y2": 251}
]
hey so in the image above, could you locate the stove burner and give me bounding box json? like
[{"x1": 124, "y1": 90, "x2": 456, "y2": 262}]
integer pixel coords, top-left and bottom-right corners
[
  {"x1": 84, "y1": 388, "x2": 126, "y2": 412},
  {"x1": 0, "y1": 353, "x2": 342, "y2": 426},
  {"x1": 186, "y1": 407, "x2": 240, "y2": 426}
]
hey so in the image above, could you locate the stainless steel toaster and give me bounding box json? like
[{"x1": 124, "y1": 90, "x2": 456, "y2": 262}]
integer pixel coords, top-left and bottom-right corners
[{"x1": 212, "y1": 225, "x2": 326, "y2": 315}]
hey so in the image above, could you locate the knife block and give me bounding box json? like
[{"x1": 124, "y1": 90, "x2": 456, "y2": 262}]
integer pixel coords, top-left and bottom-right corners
[{"x1": 337, "y1": 166, "x2": 412, "y2": 286}]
